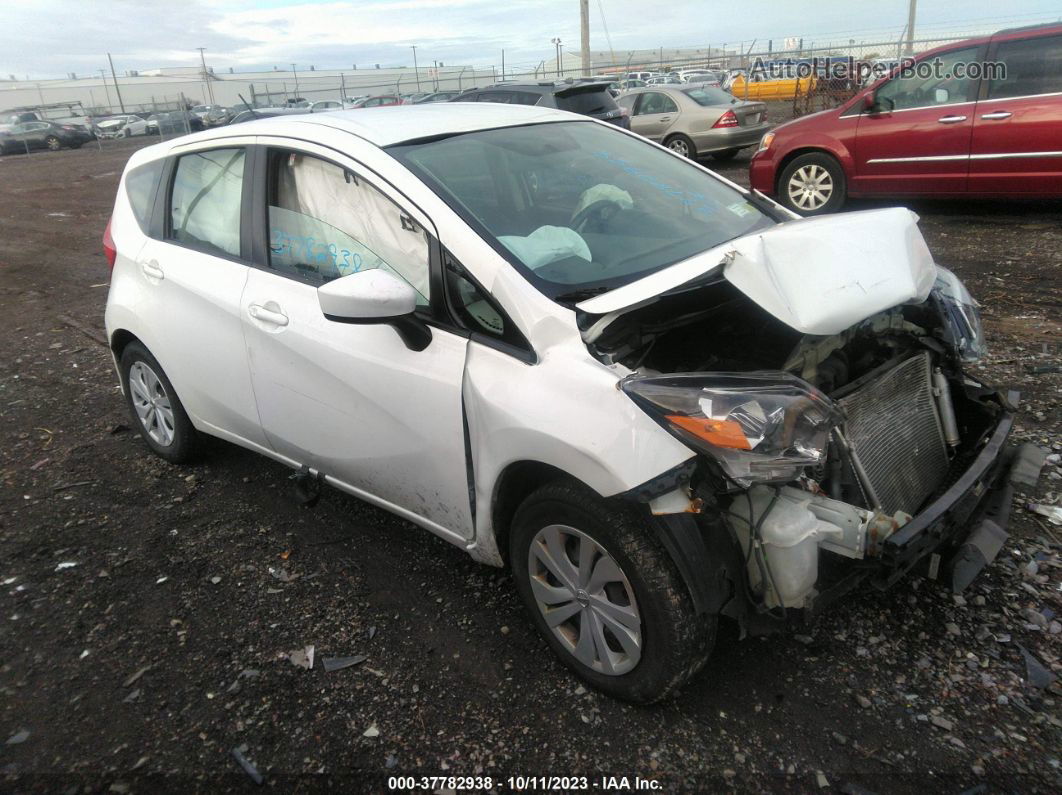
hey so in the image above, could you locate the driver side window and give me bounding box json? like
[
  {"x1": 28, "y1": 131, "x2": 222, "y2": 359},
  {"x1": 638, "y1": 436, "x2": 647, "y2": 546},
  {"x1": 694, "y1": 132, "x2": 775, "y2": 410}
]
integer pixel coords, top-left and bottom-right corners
[
  {"x1": 874, "y1": 47, "x2": 980, "y2": 111},
  {"x1": 266, "y1": 150, "x2": 430, "y2": 305}
]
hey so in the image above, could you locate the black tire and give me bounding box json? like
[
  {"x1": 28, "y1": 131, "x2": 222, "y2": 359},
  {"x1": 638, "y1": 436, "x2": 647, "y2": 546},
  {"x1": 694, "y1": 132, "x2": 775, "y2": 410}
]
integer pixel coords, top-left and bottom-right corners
[
  {"x1": 45, "y1": 136, "x2": 62, "y2": 152},
  {"x1": 663, "y1": 133, "x2": 697, "y2": 159},
  {"x1": 711, "y1": 147, "x2": 741, "y2": 161},
  {"x1": 777, "y1": 151, "x2": 846, "y2": 215},
  {"x1": 510, "y1": 480, "x2": 715, "y2": 703},
  {"x1": 119, "y1": 341, "x2": 200, "y2": 464}
]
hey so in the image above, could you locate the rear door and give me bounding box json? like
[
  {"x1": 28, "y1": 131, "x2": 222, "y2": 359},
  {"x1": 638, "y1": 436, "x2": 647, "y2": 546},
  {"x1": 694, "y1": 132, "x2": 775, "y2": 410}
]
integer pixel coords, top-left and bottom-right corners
[
  {"x1": 969, "y1": 30, "x2": 1062, "y2": 194},
  {"x1": 132, "y1": 140, "x2": 269, "y2": 450},
  {"x1": 629, "y1": 91, "x2": 679, "y2": 140},
  {"x1": 852, "y1": 45, "x2": 984, "y2": 195}
]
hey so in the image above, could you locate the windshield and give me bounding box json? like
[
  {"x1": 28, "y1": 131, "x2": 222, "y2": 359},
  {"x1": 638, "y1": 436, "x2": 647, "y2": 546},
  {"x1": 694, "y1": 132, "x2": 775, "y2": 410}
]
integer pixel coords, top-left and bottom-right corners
[
  {"x1": 683, "y1": 86, "x2": 736, "y2": 105},
  {"x1": 388, "y1": 121, "x2": 773, "y2": 298}
]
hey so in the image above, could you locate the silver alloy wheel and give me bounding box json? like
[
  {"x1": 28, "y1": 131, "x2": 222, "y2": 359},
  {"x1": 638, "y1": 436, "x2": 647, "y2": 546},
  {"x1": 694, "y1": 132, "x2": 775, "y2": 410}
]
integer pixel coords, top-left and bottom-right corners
[
  {"x1": 527, "y1": 524, "x2": 642, "y2": 675},
  {"x1": 668, "y1": 138, "x2": 690, "y2": 157},
  {"x1": 128, "y1": 361, "x2": 176, "y2": 446},
  {"x1": 787, "y1": 163, "x2": 834, "y2": 210}
]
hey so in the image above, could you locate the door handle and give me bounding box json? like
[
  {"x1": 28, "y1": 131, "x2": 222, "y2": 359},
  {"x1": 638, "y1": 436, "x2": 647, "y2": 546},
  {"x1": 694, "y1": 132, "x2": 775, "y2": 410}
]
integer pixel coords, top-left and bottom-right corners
[
  {"x1": 937, "y1": 115, "x2": 968, "y2": 124},
  {"x1": 980, "y1": 111, "x2": 1012, "y2": 120},
  {"x1": 659, "y1": 117, "x2": 672, "y2": 123},
  {"x1": 248, "y1": 303, "x2": 289, "y2": 327},
  {"x1": 140, "y1": 260, "x2": 164, "y2": 279}
]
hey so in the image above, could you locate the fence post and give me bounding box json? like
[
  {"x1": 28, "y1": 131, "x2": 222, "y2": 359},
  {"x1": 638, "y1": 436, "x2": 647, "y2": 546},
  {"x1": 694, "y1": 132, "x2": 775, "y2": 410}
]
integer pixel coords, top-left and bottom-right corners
[
  {"x1": 249, "y1": 83, "x2": 256, "y2": 108},
  {"x1": 340, "y1": 73, "x2": 346, "y2": 102},
  {"x1": 179, "y1": 92, "x2": 191, "y2": 135}
]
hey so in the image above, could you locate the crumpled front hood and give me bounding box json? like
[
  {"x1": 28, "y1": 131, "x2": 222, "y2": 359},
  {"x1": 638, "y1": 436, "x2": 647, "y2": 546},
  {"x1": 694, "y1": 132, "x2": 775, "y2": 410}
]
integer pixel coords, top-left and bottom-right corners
[{"x1": 577, "y1": 207, "x2": 937, "y2": 336}]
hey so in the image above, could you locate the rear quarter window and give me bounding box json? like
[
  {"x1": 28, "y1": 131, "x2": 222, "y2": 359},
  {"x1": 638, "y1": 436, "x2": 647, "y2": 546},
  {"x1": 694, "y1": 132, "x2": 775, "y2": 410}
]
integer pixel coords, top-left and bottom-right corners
[{"x1": 124, "y1": 159, "x2": 165, "y2": 233}]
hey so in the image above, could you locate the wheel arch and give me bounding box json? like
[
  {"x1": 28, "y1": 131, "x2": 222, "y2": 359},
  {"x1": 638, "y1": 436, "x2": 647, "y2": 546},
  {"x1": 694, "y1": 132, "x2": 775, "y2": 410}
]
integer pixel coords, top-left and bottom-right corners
[{"x1": 489, "y1": 460, "x2": 587, "y2": 567}]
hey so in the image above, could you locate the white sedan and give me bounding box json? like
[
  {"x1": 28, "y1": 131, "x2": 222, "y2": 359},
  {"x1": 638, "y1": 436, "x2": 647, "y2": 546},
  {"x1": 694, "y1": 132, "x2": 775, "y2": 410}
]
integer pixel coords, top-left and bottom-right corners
[
  {"x1": 96, "y1": 114, "x2": 149, "y2": 138},
  {"x1": 102, "y1": 104, "x2": 1012, "y2": 702}
]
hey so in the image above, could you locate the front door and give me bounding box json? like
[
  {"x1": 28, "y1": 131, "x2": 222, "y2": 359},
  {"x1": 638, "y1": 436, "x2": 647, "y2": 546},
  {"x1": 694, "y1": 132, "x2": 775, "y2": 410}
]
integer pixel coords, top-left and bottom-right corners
[
  {"x1": 630, "y1": 92, "x2": 679, "y2": 141},
  {"x1": 852, "y1": 45, "x2": 983, "y2": 195},
  {"x1": 969, "y1": 31, "x2": 1062, "y2": 194},
  {"x1": 240, "y1": 141, "x2": 473, "y2": 538}
]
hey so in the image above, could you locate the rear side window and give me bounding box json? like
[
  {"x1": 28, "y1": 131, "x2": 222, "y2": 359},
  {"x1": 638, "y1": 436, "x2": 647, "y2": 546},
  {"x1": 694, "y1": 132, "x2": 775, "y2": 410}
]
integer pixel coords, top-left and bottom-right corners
[
  {"x1": 125, "y1": 159, "x2": 164, "y2": 232},
  {"x1": 556, "y1": 89, "x2": 617, "y2": 115},
  {"x1": 988, "y1": 34, "x2": 1062, "y2": 98},
  {"x1": 169, "y1": 148, "x2": 245, "y2": 257}
]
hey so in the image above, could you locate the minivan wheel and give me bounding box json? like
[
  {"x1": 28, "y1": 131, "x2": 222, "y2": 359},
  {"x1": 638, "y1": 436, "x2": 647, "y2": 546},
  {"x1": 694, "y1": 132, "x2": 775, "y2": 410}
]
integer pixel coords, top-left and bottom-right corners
[
  {"x1": 778, "y1": 152, "x2": 846, "y2": 215},
  {"x1": 120, "y1": 341, "x2": 200, "y2": 464},
  {"x1": 664, "y1": 133, "x2": 697, "y2": 159},
  {"x1": 45, "y1": 136, "x2": 62, "y2": 151},
  {"x1": 510, "y1": 481, "x2": 715, "y2": 703}
]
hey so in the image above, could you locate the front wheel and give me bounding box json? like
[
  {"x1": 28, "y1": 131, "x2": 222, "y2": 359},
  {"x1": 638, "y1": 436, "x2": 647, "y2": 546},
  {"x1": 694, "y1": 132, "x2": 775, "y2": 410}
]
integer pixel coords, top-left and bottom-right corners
[
  {"x1": 778, "y1": 152, "x2": 846, "y2": 215},
  {"x1": 664, "y1": 133, "x2": 697, "y2": 159},
  {"x1": 510, "y1": 481, "x2": 715, "y2": 703}
]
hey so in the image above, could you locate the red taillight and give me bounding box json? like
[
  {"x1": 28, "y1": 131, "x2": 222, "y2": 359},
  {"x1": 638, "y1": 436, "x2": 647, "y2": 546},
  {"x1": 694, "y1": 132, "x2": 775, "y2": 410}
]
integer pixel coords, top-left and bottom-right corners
[
  {"x1": 712, "y1": 109, "x2": 739, "y2": 128},
  {"x1": 103, "y1": 217, "x2": 117, "y2": 271}
]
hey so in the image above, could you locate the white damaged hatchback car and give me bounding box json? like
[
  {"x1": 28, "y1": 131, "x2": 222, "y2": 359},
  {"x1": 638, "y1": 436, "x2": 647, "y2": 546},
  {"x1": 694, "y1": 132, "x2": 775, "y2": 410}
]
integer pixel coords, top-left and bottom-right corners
[{"x1": 104, "y1": 104, "x2": 1023, "y2": 703}]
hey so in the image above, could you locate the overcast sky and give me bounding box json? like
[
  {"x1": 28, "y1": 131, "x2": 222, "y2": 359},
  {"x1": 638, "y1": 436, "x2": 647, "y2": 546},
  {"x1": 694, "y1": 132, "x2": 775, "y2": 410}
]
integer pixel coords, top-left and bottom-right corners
[{"x1": 4, "y1": 0, "x2": 1061, "y2": 79}]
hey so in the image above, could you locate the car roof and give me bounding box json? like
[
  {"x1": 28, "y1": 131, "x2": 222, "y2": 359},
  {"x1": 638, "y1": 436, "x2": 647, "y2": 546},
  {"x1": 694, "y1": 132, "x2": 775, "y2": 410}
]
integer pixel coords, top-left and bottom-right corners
[{"x1": 180, "y1": 104, "x2": 580, "y2": 147}]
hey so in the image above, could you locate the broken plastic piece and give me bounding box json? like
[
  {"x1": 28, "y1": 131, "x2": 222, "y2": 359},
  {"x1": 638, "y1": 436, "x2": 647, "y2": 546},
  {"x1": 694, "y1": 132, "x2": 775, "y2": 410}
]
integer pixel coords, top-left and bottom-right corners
[
  {"x1": 1027, "y1": 503, "x2": 1062, "y2": 526},
  {"x1": 288, "y1": 645, "x2": 314, "y2": 669},
  {"x1": 322, "y1": 655, "x2": 367, "y2": 673}
]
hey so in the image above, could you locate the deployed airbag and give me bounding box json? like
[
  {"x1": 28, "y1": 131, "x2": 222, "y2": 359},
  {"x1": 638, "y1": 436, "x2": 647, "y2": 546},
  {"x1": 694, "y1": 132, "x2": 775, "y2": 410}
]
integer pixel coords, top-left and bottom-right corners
[{"x1": 499, "y1": 225, "x2": 592, "y2": 270}]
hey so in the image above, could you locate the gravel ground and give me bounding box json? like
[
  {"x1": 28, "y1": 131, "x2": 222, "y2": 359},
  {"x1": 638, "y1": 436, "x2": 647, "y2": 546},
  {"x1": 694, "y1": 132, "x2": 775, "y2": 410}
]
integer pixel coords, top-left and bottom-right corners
[{"x1": 1, "y1": 132, "x2": 1060, "y2": 793}]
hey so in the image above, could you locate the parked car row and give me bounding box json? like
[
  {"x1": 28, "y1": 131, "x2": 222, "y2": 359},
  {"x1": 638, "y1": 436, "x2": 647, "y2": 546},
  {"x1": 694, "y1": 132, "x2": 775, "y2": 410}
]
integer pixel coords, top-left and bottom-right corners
[{"x1": 0, "y1": 120, "x2": 94, "y2": 153}]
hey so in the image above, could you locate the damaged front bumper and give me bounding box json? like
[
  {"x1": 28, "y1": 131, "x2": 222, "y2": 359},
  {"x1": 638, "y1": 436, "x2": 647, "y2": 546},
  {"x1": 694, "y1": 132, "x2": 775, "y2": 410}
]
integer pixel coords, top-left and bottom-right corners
[{"x1": 644, "y1": 389, "x2": 1021, "y2": 632}]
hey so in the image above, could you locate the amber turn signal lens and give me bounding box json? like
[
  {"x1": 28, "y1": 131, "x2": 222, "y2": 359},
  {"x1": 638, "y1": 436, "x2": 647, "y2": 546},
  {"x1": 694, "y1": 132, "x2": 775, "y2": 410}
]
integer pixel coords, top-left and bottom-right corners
[{"x1": 665, "y1": 415, "x2": 752, "y2": 450}]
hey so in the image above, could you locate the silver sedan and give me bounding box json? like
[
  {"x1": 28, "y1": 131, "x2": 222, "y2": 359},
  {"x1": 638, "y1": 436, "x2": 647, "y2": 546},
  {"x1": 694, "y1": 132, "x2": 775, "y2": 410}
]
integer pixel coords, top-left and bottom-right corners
[{"x1": 617, "y1": 85, "x2": 770, "y2": 160}]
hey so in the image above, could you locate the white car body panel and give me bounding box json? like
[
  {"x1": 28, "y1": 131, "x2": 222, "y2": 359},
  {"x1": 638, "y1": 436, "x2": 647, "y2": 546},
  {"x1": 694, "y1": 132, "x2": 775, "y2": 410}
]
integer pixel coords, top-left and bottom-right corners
[
  {"x1": 104, "y1": 108, "x2": 788, "y2": 565},
  {"x1": 576, "y1": 207, "x2": 937, "y2": 336}
]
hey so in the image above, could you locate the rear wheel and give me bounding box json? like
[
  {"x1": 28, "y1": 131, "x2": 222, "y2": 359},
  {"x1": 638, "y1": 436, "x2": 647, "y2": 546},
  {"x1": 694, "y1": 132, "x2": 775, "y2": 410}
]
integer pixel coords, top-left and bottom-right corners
[
  {"x1": 510, "y1": 481, "x2": 715, "y2": 703},
  {"x1": 778, "y1": 152, "x2": 846, "y2": 215},
  {"x1": 711, "y1": 147, "x2": 741, "y2": 161},
  {"x1": 45, "y1": 136, "x2": 61, "y2": 151},
  {"x1": 120, "y1": 341, "x2": 200, "y2": 464},
  {"x1": 664, "y1": 133, "x2": 697, "y2": 159}
]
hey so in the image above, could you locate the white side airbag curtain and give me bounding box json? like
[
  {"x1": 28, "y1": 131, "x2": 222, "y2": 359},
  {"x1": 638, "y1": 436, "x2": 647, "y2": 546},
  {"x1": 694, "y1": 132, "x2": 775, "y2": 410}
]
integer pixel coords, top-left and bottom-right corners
[{"x1": 278, "y1": 154, "x2": 430, "y2": 301}]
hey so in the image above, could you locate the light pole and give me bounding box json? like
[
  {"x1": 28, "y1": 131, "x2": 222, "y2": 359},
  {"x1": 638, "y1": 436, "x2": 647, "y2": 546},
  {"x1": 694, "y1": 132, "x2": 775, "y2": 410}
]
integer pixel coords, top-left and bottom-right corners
[
  {"x1": 411, "y1": 45, "x2": 420, "y2": 91},
  {"x1": 196, "y1": 47, "x2": 215, "y2": 104},
  {"x1": 551, "y1": 37, "x2": 562, "y2": 77}
]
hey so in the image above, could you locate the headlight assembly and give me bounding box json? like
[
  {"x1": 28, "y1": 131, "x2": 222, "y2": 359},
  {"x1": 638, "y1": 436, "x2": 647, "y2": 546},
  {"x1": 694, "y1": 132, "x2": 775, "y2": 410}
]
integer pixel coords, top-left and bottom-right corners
[
  {"x1": 931, "y1": 267, "x2": 986, "y2": 362},
  {"x1": 621, "y1": 372, "x2": 841, "y2": 486}
]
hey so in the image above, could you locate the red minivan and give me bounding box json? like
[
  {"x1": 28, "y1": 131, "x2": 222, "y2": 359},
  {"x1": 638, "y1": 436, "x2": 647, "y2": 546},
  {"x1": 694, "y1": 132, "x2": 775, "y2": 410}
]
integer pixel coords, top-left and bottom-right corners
[{"x1": 749, "y1": 22, "x2": 1062, "y2": 214}]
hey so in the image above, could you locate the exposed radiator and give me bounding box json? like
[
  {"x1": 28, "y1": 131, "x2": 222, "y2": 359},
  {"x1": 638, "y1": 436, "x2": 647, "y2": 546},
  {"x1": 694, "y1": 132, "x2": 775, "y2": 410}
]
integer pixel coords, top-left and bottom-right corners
[{"x1": 837, "y1": 352, "x2": 949, "y2": 516}]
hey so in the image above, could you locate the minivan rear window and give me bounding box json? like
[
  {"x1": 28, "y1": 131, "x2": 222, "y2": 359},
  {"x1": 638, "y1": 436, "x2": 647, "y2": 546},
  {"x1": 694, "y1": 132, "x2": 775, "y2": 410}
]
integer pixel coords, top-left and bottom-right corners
[
  {"x1": 125, "y1": 159, "x2": 165, "y2": 232},
  {"x1": 556, "y1": 89, "x2": 617, "y2": 116}
]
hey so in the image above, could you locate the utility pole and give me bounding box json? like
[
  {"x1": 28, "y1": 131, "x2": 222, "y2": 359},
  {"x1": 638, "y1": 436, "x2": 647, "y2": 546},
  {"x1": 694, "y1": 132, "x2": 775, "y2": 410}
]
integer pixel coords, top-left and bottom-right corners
[
  {"x1": 106, "y1": 53, "x2": 125, "y2": 113},
  {"x1": 196, "y1": 47, "x2": 215, "y2": 104},
  {"x1": 579, "y1": 0, "x2": 590, "y2": 74},
  {"x1": 98, "y1": 69, "x2": 112, "y2": 109},
  {"x1": 411, "y1": 45, "x2": 420, "y2": 90},
  {"x1": 905, "y1": 0, "x2": 917, "y2": 54},
  {"x1": 551, "y1": 37, "x2": 563, "y2": 77},
  {"x1": 501, "y1": 49, "x2": 505, "y2": 81},
  {"x1": 290, "y1": 63, "x2": 300, "y2": 97}
]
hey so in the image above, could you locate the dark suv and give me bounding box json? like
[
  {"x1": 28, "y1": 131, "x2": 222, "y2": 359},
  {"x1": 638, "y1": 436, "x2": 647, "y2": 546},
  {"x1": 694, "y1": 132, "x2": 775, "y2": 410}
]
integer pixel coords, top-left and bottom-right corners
[{"x1": 451, "y1": 80, "x2": 630, "y2": 128}]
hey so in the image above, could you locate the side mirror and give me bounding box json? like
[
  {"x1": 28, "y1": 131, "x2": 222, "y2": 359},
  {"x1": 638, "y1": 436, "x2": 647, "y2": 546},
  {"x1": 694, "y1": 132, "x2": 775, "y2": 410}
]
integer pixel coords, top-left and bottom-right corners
[{"x1": 318, "y1": 270, "x2": 431, "y2": 351}]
